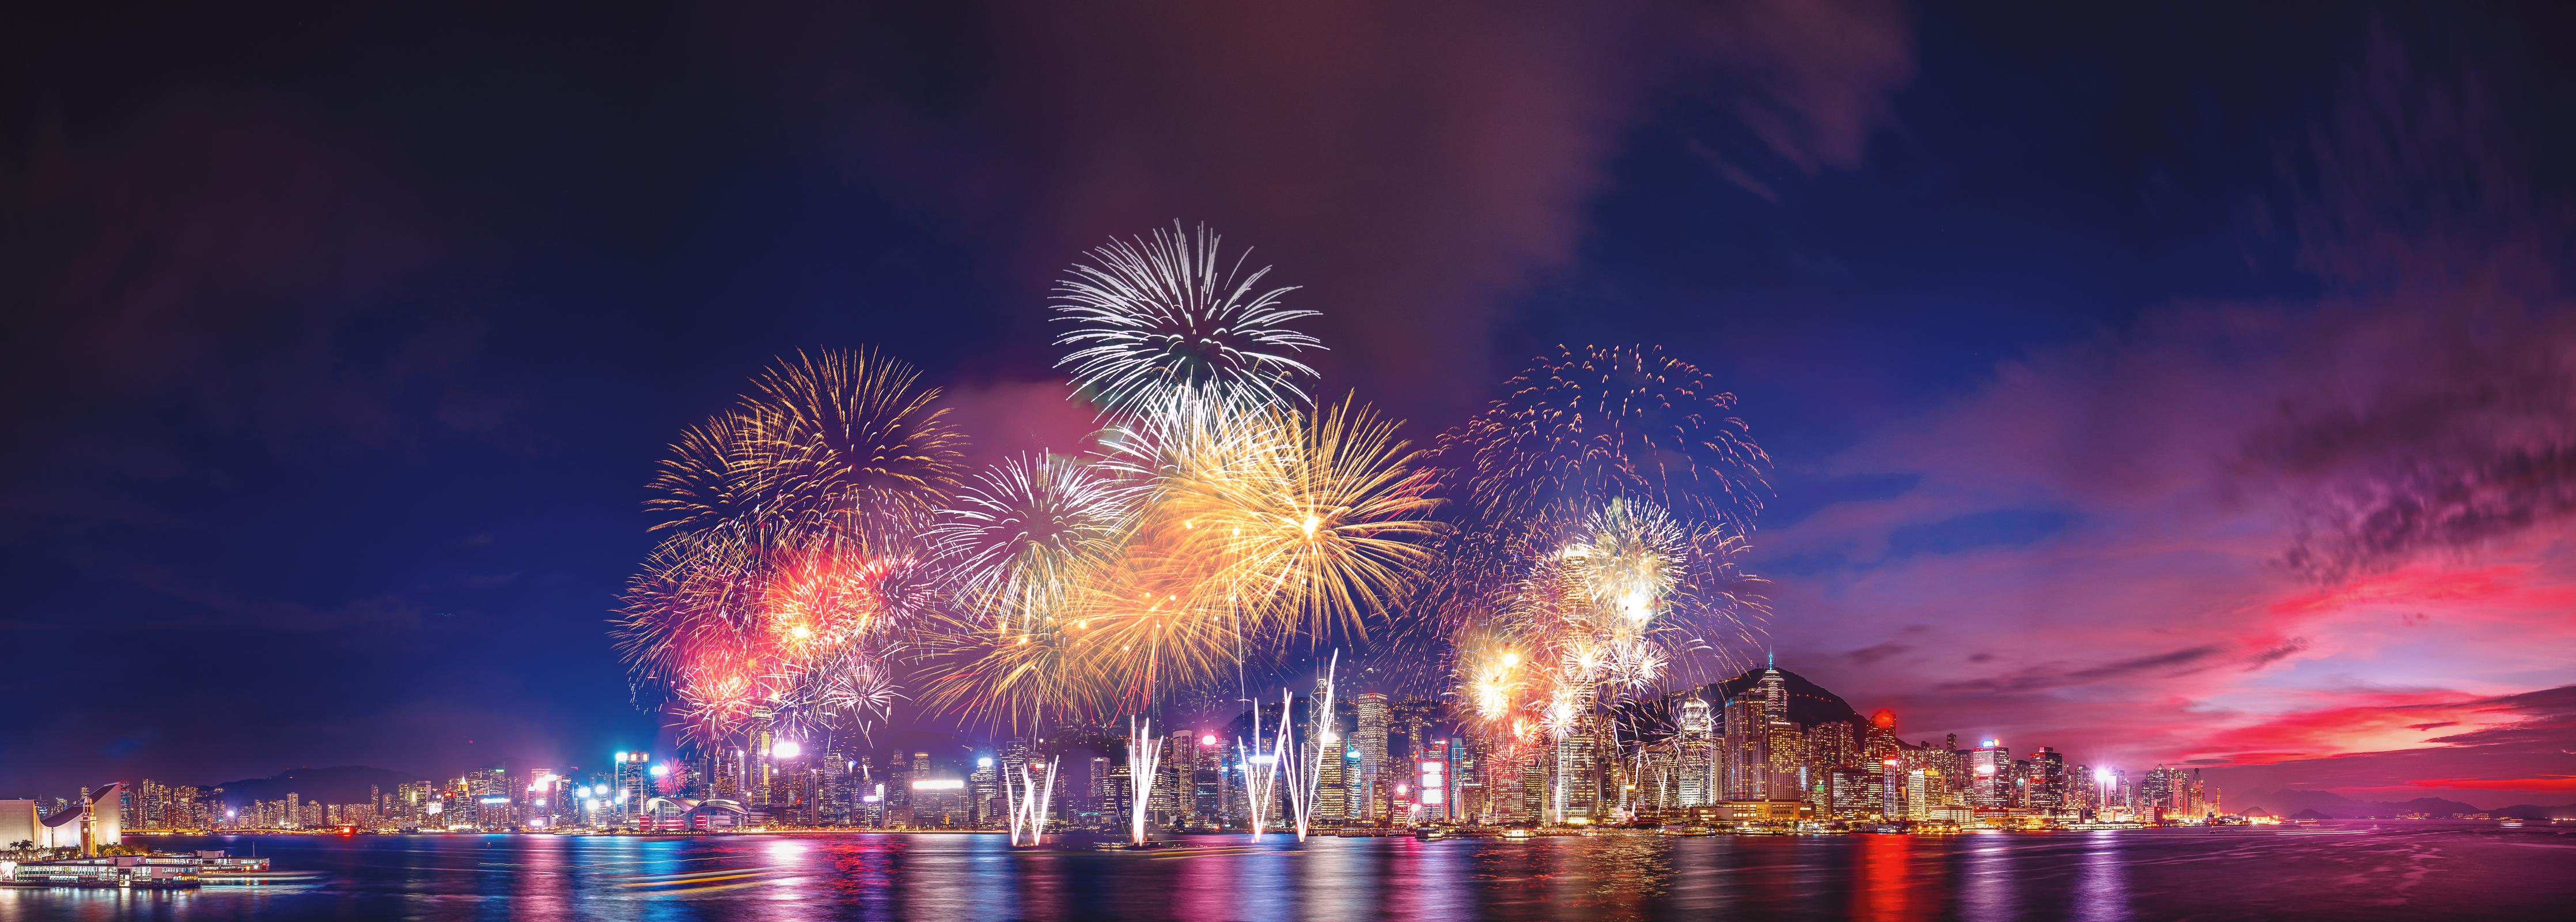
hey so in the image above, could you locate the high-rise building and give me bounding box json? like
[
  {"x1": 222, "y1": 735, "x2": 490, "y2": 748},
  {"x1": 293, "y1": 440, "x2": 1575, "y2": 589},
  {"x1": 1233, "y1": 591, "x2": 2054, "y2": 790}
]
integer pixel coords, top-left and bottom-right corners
[
  {"x1": 1415, "y1": 738, "x2": 1452, "y2": 823},
  {"x1": 1551, "y1": 711, "x2": 1600, "y2": 823},
  {"x1": 1764, "y1": 719, "x2": 1808, "y2": 800},
  {"x1": 1880, "y1": 758, "x2": 1904, "y2": 820},
  {"x1": 1721, "y1": 692, "x2": 1768, "y2": 800},
  {"x1": 1353, "y1": 693, "x2": 1390, "y2": 825},
  {"x1": 1314, "y1": 728, "x2": 1348, "y2": 824},
  {"x1": 749, "y1": 707, "x2": 776, "y2": 806},
  {"x1": 1967, "y1": 740, "x2": 2010, "y2": 807},
  {"x1": 2030, "y1": 747, "x2": 2066, "y2": 812},
  {"x1": 970, "y1": 757, "x2": 999, "y2": 828},
  {"x1": 1677, "y1": 697, "x2": 1717, "y2": 807},
  {"x1": 1906, "y1": 769, "x2": 1942, "y2": 821},
  {"x1": 1808, "y1": 720, "x2": 1858, "y2": 772}
]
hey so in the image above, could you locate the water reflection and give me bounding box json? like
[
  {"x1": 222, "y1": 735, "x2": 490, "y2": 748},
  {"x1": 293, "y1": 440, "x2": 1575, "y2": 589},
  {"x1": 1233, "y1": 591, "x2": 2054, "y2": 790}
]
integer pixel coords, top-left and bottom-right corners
[
  {"x1": 6, "y1": 823, "x2": 2564, "y2": 922},
  {"x1": 1959, "y1": 835, "x2": 2018, "y2": 919},
  {"x1": 2073, "y1": 830, "x2": 2128, "y2": 922}
]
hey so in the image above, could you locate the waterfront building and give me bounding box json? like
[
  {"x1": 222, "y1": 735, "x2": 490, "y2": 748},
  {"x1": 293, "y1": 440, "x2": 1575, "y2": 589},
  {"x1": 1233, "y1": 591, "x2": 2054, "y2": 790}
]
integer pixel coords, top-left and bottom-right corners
[
  {"x1": 1968, "y1": 740, "x2": 2010, "y2": 807},
  {"x1": 1676, "y1": 697, "x2": 1717, "y2": 808},
  {"x1": 970, "y1": 758, "x2": 999, "y2": 827},
  {"x1": 1353, "y1": 693, "x2": 1390, "y2": 824},
  {"x1": 1880, "y1": 758, "x2": 1904, "y2": 820},
  {"x1": 2031, "y1": 747, "x2": 2066, "y2": 812},
  {"x1": 0, "y1": 783, "x2": 123, "y2": 853}
]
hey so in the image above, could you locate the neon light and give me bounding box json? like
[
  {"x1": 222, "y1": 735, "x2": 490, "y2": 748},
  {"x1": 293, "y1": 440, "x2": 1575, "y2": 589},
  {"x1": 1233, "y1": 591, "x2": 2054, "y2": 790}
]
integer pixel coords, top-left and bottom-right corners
[{"x1": 910, "y1": 779, "x2": 965, "y2": 791}]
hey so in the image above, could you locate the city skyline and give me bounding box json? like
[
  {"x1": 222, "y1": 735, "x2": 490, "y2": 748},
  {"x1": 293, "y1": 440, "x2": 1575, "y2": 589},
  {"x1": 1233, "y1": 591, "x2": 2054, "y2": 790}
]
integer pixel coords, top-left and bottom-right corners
[
  {"x1": 8, "y1": 2, "x2": 2575, "y2": 817},
  {"x1": 39, "y1": 656, "x2": 2571, "y2": 819}
]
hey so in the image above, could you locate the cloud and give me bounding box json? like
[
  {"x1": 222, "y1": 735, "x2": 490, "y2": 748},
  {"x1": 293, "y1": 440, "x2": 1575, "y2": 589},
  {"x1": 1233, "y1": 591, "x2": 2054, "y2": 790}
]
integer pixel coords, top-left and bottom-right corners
[
  {"x1": 119, "y1": 564, "x2": 425, "y2": 633},
  {"x1": 1844, "y1": 641, "x2": 1911, "y2": 666},
  {"x1": 1935, "y1": 645, "x2": 2226, "y2": 695},
  {"x1": 761, "y1": 0, "x2": 1915, "y2": 421},
  {"x1": 1756, "y1": 28, "x2": 2576, "y2": 794},
  {"x1": 2246, "y1": 637, "x2": 2310, "y2": 670}
]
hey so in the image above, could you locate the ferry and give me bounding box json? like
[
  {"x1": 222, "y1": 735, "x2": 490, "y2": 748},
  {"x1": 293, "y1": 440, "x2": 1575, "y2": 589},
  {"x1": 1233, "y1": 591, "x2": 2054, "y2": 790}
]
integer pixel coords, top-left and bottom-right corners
[
  {"x1": 1092, "y1": 838, "x2": 1181, "y2": 852},
  {"x1": 1, "y1": 851, "x2": 278, "y2": 889},
  {"x1": 1412, "y1": 826, "x2": 1450, "y2": 841},
  {"x1": 1499, "y1": 827, "x2": 1535, "y2": 841}
]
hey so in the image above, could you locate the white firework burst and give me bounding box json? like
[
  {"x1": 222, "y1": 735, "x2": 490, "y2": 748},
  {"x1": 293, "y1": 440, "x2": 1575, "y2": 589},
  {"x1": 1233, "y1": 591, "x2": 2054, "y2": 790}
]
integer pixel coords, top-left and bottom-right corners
[
  {"x1": 1053, "y1": 221, "x2": 1324, "y2": 420},
  {"x1": 931, "y1": 454, "x2": 1137, "y2": 629}
]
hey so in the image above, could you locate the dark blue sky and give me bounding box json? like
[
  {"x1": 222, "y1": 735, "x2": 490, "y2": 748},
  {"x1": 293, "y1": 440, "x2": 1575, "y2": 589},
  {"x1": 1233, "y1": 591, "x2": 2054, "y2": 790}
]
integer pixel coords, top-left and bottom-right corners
[{"x1": 10, "y1": 3, "x2": 2575, "y2": 803}]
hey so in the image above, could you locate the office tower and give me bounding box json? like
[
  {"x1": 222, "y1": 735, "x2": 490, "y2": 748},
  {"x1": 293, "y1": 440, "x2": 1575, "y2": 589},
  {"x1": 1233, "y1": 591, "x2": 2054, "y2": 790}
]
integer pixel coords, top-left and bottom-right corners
[
  {"x1": 1721, "y1": 692, "x2": 1768, "y2": 800},
  {"x1": 1881, "y1": 758, "x2": 1904, "y2": 821},
  {"x1": 1808, "y1": 720, "x2": 1858, "y2": 772},
  {"x1": 1553, "y1": 711, "x2": 1600, "y2": 823},
  {"x1": 749, "y1": 706, "x2": 776, "y2": 806},
  {"x1": 1315, "y1": 729, "x2": 1348, "y2": 824},
  {"x1": 1354, "y1": 693, "x2": 1390, "y2": 824},
  {"x1": 1907, "y1": 769, "x2": 1944, "y2": 821},
  {"x1": 1450, "y1": 735, "x2": 1482, "y2": 823},
  {"x1": 1756, "y1": 655, "x2": 1787, "y2": 712},
  {"x1": 1967, "y1": 740, "x2": 2010, "y2": 807},
  {"x1": 2030, "y1": 747, "x2": 2066, "y2": 811},
  {"x1": 1677, "y1": 697, "x2": 1717, "y2": 807},
  {"x1": 1765, "y1": 719, "x2": 1807, "y2": 800},
  {"x1": 1156, "y1": 730, "x2": 1193, "y2": 821},
  {"x1": 1415, "y1": 738, "x2": 1452, "y2": 822},
  {"x1": 970, "y1": 758, "x2": 999, "y2": 827}
]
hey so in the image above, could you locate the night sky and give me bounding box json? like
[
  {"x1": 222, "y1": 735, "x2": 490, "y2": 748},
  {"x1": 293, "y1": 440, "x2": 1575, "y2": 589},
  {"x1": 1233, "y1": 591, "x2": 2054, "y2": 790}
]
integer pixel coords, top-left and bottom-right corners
[{"x1": 9, "y1": 3, "x2": 2574, "y2": 806}]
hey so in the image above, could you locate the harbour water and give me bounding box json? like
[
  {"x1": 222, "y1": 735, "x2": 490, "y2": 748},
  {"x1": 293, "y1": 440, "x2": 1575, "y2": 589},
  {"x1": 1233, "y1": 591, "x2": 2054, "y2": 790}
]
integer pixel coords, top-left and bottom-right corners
[{"x1": 1, "y1": 821, "x2": 2565, "y2": 920}]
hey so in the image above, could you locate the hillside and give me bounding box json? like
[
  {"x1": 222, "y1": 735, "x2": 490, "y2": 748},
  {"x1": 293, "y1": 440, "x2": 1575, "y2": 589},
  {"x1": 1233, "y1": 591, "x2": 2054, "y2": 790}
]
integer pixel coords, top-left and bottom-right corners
[{"x1": 206, "y1": 766, "x2": 417, "y2": 807}]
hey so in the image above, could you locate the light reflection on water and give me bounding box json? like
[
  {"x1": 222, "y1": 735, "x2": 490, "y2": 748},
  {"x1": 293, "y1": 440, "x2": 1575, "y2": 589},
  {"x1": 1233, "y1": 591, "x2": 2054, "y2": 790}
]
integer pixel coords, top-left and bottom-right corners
[
  {"x1": 0, "y1": 822, "x2": 2564, "y2": 921},
  {"x1": 2073, "y1": 829, "x2": 2128, "y2": 922}
]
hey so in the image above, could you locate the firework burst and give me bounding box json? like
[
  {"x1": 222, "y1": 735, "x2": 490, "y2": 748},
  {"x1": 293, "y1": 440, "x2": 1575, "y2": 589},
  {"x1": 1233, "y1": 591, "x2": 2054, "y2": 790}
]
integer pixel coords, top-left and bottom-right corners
[
  {"x1": 743, "y1": 347, "x2": 967, "y2": 528},
  {"x1": 1447, "y1": 343, "x2": 1769, "y2": 527},
  {"x1": 620, "y1": 346, "x2": 962, "y2": 750},
  {"x1": 1054, "y1": 221, "x2": 1323, "y2": 420},
  {"x1": 1168, "y1": 395, "x2": 1448, "y2": 644},
  {"x1": 932, "y1": 453, "x2": 1136, "y2": 630}
]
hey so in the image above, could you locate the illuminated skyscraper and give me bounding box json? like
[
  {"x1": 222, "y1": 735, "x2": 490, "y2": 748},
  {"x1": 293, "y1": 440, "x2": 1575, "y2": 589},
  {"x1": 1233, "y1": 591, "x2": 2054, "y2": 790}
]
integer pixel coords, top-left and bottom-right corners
[
  {"x1": 1967, "y1": 740, "x2": 2010, "y2": 807},
  {"x1": 1316, "y1": 738, "x2": 1348, "y2": 823},
  {"x1": 1354, "y1": 693, "x2": 1390, "y2": 824},
  {"x1": 969, "y1": 757, "x2": 999, "y2": 827},
  {"x1": 1881, "y1": 757, "x2": 1908, "y2": 820},
  {"x1": 1721, "y1": 693, "x2": 1768, "y2": 800},
  {"x1": 1677, "y1": 697, "x2": 1717, "y2": 807},
  {"x1": 2031, "y1": 747, "x2": 2067, "y2": 812},
  {"x1": 748, "y1": 706, "x2": 776, "y2": 806}
]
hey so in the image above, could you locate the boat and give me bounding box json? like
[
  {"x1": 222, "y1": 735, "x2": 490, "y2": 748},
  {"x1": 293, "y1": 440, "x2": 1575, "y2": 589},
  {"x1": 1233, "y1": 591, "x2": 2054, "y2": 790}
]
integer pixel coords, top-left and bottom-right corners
[
  {"x1": 1499, "y1": 828, "x2": 1534, "y2": 840},
  {"x1": 1412, "y1": 826, "x2": 1449, "y2": 841},
  {"x1": 1093, "y1": 839, "x2": 1181, "y2": 851},
  {"x1": 2499, "y1": 819, "x2": 2525, "y2": 827}
]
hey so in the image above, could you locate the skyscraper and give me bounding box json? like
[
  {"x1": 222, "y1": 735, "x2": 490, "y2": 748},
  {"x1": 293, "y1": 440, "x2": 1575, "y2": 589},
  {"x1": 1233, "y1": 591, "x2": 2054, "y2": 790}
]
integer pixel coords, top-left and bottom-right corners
[
  {"x1": 1968, "y1": 740, "x2": 2010, "y2": 807},
  {"x1": 1677, "y1": 697, "x2": 1717, "y2": 807},
  {"x1": 749, "y1": 706, "x2": 776, "y2": 806},
  {"x1": 1721, "y1": 692, "x2": 1768, "y2": 800},
  {"x1": 2031, "y1": 747, "x2": 2066, "y2": 812},
  {"x1": 1353, "y1": 693, "x2": 1390, "y2": 825}
]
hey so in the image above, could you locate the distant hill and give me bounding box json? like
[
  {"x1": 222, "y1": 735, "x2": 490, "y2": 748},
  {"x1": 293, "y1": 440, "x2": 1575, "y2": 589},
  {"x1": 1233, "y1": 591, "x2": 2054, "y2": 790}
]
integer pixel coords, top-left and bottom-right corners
[
  {"x1": 1615, "y1": 667, "x2": 1867, "y2": 741},
  {"x1": 206, "y1": 766, "x2": 416, "y2": 807},
  {"x1": 2232, "y1": 788, "x2": 2552, "y2": 818}
]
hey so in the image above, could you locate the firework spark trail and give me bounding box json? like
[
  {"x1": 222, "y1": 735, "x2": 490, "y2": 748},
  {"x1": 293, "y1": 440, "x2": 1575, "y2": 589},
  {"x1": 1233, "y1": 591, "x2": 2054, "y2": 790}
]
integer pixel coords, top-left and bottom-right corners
[
  {"x1": 1126, "y1": 716, "x2": 1161, "y2": 845},
  {"x1": 932, "y1": 453, "x2": 1135, "y2": 632},
  {"x1": 1173, "y1": 396, "x2": 1449, "y2": 647},
  {"x1": 1053, "y1": 222, "x2": 1323, "y2": 422},
  {"x1": 1289, "y1": 651, "x2": 1338, "y2": 841},
  {"x1": 618, "y1": 348, "x2": 963, "y2": 751}
]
